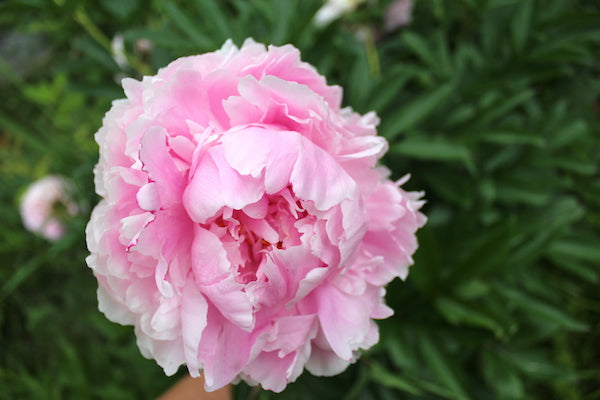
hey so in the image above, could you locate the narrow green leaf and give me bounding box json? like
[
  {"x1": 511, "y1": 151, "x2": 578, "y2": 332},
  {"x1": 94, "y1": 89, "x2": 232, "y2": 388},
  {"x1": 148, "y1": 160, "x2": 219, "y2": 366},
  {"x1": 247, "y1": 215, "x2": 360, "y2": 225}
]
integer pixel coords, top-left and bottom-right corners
[
  {"x1": 1, "y1": 257, "x2": 42, "y2": 300},
  {"x1": 191, "y1": 0, "x2": 233, "y2": 43},
  {"x1": 402, "y1": 31, "x2": 437, "y2": 69},
  {"x1": 391, "y1": 138, "x2": 475, "y2": 173},
  {"x1": 369, "y1": 363, "x2": 423, "y2": 396},
  {"x1": 0, "y1": 112, "x2": 48, "y2": 154},
  {"x1": 418, "y1": 336, "x2": 471, "y2": 400},
  {"x1": 442, "y1": 104, "x2": 476, "y2": 127},
  {"x1": 493, "y1": 283, "x2": 588, "y2": 332},
  {"x1": 493, "y1": 347, "x2": 577, "y2": 381},
  {"x1": 511, "y1": 0, "x2": 534, "y2": 52},
  {"x1": 445, "y1": 219, "x2": 513, "y2": 284},
  {"x1": 495, "y1": 182, "x2": 550, "y2": 206},
  {"x1": 483, "y1": 350, "x2": 525, "y2": 399},
  {"x1": 475, "y1": 89, "x2": 534, "y2": 126},
  {"x1": 347, "y1": 44, "x2": 372, "y2": 111},
  {"x1": 421, "y1": 169, "x2": 475, "y2": 207},
  {"x1": 161, "y1": 2, "x2": 213, "y2": 49},
  {"x1": 480, "y1": 130, "x2": 545, "y2": 147},
  {"x1": 548, "y1": 239, "x2": 600, "y2": 264},
  {"x1": 382, "y1": 82, "x2": 455, "y2": 140},
  {"x1": 433, "y1": 30, "x2": 452, "y2": 76},
  {"x1": 271, "y1": 0, "x2": 292, "y2": 45},
  {"x1": 489, "y1": 0, "x2": 522, "y2": 7},
  {"x1": 72, "y1": 37, "x2": 118, "y2": 71},
  {"x1": 506, "y1": 228, "x2": 555, "y2": 268},
  {"x1": 538, "y1": 157, "x2": 597, "y2": 176},
  {"x1": 435, "y1": 296, "x2": 505, "y2": 335},
  {"x1": 366, "y1": 73, "x2": 412, "y2": 113},
  {"x1": 550, "y1": 255, "x2": 599, "y2": 283},
  {"x1": 385, "y1": 331, "x2": 420, "y2": 370},
  {"x1": 100, "y1": 0, "x2": 137, "y2": 20},
  {"x1": 548, "y1": 120, "x2": 588, "y2": 149},
  {"x1": 455, "y1": 280, "x2": 490, "y2": 300}
]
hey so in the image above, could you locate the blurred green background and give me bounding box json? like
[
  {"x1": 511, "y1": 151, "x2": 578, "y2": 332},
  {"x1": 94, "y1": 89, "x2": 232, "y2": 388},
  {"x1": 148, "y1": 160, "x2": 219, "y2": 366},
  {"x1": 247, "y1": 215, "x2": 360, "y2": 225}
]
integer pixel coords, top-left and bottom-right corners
[{"x1": 1, "y1": 0, "x2": 599, "y2": 399}]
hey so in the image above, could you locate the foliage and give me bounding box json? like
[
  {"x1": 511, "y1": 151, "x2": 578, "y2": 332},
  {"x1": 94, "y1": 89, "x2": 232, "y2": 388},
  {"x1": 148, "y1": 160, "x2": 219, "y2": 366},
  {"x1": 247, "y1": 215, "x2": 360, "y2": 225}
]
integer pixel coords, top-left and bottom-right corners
[{"x1": 1, "y1": 0, "x2": 599, "y2": 399}]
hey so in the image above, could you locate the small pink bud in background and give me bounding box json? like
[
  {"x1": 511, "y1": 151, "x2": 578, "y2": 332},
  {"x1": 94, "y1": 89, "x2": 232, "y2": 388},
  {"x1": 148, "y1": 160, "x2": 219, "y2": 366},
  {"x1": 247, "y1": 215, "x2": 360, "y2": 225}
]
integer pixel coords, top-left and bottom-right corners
[
  {"x1": 135, "y1": 38, "x2": 153, "y2": 54},
  {"x1": 20, "y1": 175, "x2": 78, "y2": 241},
  {"x1": 385, "y1": 0, "x2": 413, "y2": 31}
]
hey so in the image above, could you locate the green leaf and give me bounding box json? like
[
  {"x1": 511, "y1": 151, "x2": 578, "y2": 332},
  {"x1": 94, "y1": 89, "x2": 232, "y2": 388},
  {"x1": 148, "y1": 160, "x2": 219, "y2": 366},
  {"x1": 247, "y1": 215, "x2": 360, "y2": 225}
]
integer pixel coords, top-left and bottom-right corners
[
  {"x1": 418, "y1": 335, "x2": 471, "y2": 400},
  {"x1": 191, "y1": 0, "x2": 234, "y2": 43},
  {"x1": 493, "y1": 283, "x2": 588, "y2": 332},
  {"x1": 381, "y1": 325, "x2": 421, "y2": 371},
  {"x1": 347, "y1": 43, "x2": 372, "y2": 111},
  {"x1": 420, "y1": 172, "x2": 474, "y2": 209},
  {"x1": 382, "y1": 82, "x2": 455, "y2": 140},
  {"x1": 271, "y1": 0, "x2": 293, "y2": 45},
  {"x1": 489, "y1": 0, "x2": 522, "y2": 7},
  {"x1": 72, "y1": 37, "x2": 119, "y2": 71},
  {"x1": 402, "y1": 31, "x2": 437, "y2": 69},
  {"x1": 548, "y1": 120, "x2": 588, "y2": 149},
  {"x1": 100, "y1": 0, "x2": 137, "y2": 20},
  {"x1": 483, "y1": 350, "x2": 525, "y2": 399},
  {"x1": 550, "y1": 255, "x2": 599, "y2": 283},
  {"x1": 480, "y1": 130, "x2": 545, "y2": 147},
  {"x1": 492, "y1": 347, "x2": 577, "y2": 382},
  {"x1": 442, "y1": 104, "x2": 476, "y2": 127},
  {"x1": 548, "y1": 239, "x2": 600, "y2": 264},
  {"x1": 511, "y1": 0, "x2": 534, "y2": 52},
  {"x1": 445, "y1": 219, "x2": 514, "y2": 284},
  {"x1": 455, "y1": 279, "x2": 490, "y2": 300},
  {"x1": 369, "y1": 363, "x2": 423, "y2": 396},
  {"x1": 0, "y1": 113, "x2": 48, "y2": 154},
  {"x1": 537, "y1": 156, "x2": 597, "y2": 176},
  {"x1": 0, "y1": 257, "x2": 42, "y2": 301},
  {"x1": 161, "y1": 2, "x2": 214, "y2": 49},
  {"x1": 391, "y1": 138, "x2": 475, "y2": 173},
  {"x1": 435, "y1": 296, "x2": 505, "y2": 336},
  {"x1": 474, "y1": 89, "x2": 535, "y2": 127},
  {"x1": 366, "y1": 73, "x2": 412, "y2": 113},
  {"x1": 495, "y1": 180, "x2": 550, "y2": 206}
]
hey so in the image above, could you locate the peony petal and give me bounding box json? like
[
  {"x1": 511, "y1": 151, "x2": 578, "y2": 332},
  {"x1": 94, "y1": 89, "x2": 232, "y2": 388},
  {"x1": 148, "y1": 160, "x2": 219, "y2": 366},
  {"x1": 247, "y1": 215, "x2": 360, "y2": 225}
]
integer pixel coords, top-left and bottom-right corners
[
  {"x1": 136, "y1": 182, "x2": 160, "y2": 211},
  {"x1": 181, "y1": 280, "x2": 208, "y2": 376},
  {"x1": 200, "y1": 276, "x2": 255, "y2": 331},
  {"x1": 138, "y1": 126, "x2": 185, "y2": 207},
  {"x1": 183, "y1": 146, "x2": 264, "y2": 223},
  {"x1": 305, "y1": 345, "x2": 351, "y2": 377},
  {"x1": 221, "y1": 125, "x2": 297, "y2": 193},
  {"x1": 183, "y1": 149, "x2": 224, "y2": 223},
  {"x1": 313, "y1": 283, "x2": 372, "y2": 361},
  {"x1": 263, "y1": 314, "x2": 318, "y2": 357},
  {"x1": 242, "y1": 351, "x2": 297, "y2": 392},
  {"x1": 198, "y1": 310, "x2": 255, "y2": 391},
  {"x1": 191, "y1": 226, "x2": 231, "y2": 285},
  {"x1": 242, "y1": 196, "x2": 269, "y2": 219},
  {"x1": 155, "y1": 252, "x2": 174, "y2": 298},
  {"x1": 222, "y1": 126, "x2": 356, "y2": 210},
  {"x1": 97, "y1": 285, "x2": 135, "y2": 325}
]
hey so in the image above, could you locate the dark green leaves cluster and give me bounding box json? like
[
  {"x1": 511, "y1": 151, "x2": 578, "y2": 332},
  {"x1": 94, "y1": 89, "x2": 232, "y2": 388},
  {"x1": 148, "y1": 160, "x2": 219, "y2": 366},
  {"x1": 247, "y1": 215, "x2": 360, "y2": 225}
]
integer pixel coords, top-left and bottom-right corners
[{"x1": 1, "y1": 0, "x2": 598, "y2": 399}]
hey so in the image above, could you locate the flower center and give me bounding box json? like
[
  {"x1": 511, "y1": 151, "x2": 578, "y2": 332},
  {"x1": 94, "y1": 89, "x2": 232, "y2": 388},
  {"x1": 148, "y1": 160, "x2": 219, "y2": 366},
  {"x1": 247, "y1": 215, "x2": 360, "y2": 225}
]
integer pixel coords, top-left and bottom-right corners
[{"x1": 203, "y1": 187, "x2": 309, "y2": 284}]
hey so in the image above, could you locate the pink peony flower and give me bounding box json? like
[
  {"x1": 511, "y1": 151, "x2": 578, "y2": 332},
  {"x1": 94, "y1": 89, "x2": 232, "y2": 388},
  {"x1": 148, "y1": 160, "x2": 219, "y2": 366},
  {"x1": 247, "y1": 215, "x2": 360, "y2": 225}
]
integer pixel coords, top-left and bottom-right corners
[
  {"x1": 20, "y1": 175, "x2": 78, "y2": 241},
  {"x1": 86, "y1": 39, "x2": 426, "y2": 392}
]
